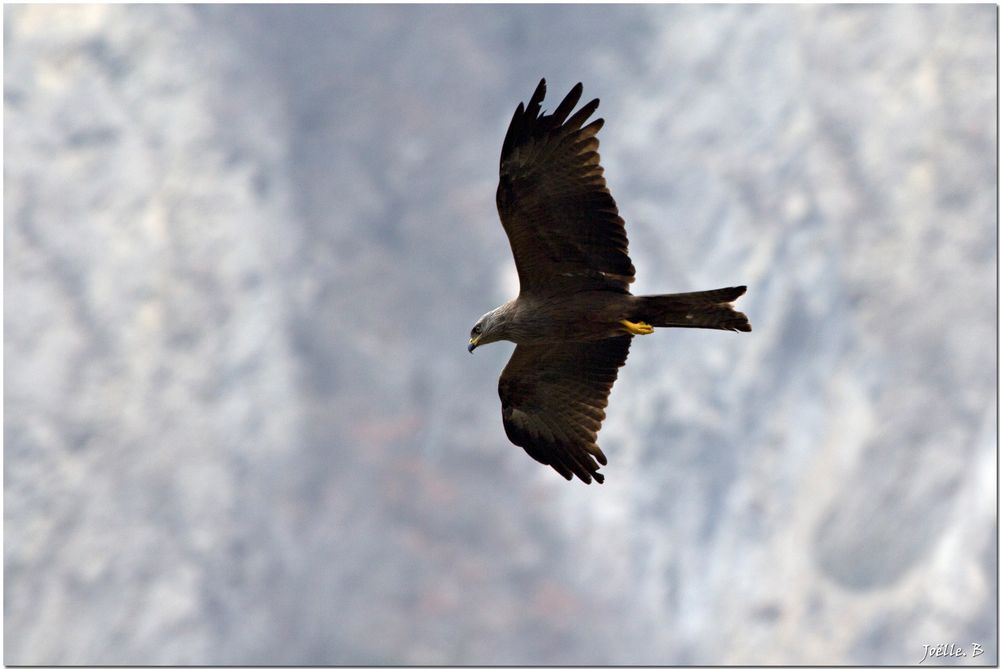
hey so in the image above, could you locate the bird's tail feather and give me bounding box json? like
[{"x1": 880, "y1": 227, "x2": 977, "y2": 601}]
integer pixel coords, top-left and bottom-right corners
[{"x1": 639, "y1": 286, "x2": 751, "y2": 332}]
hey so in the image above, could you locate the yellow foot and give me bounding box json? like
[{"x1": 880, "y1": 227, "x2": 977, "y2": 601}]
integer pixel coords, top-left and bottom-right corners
[{"x1": 620, "y1": 319, "x2": 654, "y2": 335}]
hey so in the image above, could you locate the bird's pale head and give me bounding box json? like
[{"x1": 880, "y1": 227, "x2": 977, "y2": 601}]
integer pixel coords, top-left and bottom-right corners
[{"x1": 468, "y1": 306, "x2": 509, "y2": 353}]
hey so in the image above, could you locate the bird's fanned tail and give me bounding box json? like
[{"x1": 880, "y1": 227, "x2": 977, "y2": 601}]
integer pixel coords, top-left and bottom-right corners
[{"x1": 639, "y1": 286, "x2": 751, "y2": 332}]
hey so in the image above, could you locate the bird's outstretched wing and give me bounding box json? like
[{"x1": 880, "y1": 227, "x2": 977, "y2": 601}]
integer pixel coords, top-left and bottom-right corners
[
  {"x1": 498, "y1": 336, "x2": 632, "y2": 484},
  {"x1": 497, "y1": 79, "x2": 635, "y2": 296}
]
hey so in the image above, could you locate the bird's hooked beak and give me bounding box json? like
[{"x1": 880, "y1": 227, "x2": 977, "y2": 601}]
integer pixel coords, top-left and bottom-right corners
[{"x1": 468, "y1": 337, "x2": 479, "y2": 353}]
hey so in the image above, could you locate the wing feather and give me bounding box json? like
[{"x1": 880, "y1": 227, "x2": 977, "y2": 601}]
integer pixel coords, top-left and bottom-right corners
[
  {"x1": 496, "y1": 79, "x2": 635, "y2": 296},
  {"x1": 497, "y1": 336, "x2": 632, "y2": 484}
]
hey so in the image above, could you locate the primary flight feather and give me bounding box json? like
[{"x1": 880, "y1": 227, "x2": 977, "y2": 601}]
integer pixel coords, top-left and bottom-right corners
[{"x1": 469, "y1": 79, "x2": 750, "y2": 484}]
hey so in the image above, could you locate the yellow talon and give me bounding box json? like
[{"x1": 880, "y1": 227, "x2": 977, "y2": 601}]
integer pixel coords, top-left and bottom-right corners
[{"x1": 620, "y1": 319, "x2": 654, "y2": 335}]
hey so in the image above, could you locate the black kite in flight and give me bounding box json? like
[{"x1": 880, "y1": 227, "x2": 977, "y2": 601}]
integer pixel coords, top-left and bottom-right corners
[{"x1": 469, "y1": 79, "x2": 750, "y2": 484}]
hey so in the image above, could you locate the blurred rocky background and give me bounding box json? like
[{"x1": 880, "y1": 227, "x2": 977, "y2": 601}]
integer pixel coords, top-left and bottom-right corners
[{"x1": 5, "y1": 4, "x2": 996, "y2": 665}]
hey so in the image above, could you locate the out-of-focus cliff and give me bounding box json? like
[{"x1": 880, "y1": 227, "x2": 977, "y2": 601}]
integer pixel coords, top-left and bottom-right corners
[{"x1": 5, "y1": 4, "x2": 996, "y2": 664}]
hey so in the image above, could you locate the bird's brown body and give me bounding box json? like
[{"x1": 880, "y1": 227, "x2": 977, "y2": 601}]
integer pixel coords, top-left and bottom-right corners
[
  {"x1": 469, "y1": 79, "x2": 750, "y2": 484},
  {"x1": 496, "y1": 291, "x2": 633, "y2": 344},
  {"x1": 497, "y1": 287, "x2": 750, "y2": 345}
]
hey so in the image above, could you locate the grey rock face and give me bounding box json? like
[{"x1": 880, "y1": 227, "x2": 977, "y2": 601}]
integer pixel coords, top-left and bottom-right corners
[{"x1": 5, "y1": 4, "x2": 996, "y2": 665}]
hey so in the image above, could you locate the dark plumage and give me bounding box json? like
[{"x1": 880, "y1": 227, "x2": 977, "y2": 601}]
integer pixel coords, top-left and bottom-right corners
[{"x1": 469, "y1": 79, "x2": 751, "y2": 484}]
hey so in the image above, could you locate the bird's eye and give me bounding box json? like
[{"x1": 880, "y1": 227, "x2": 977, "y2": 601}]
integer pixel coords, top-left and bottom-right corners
[{"x1": 472, "y1": 325, "x2": 482, "y2": 335}]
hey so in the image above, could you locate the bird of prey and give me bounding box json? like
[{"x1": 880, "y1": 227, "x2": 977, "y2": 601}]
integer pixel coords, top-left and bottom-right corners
[{"x1": 468, "y1": 79, "x2": 750, "y2": 484}]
